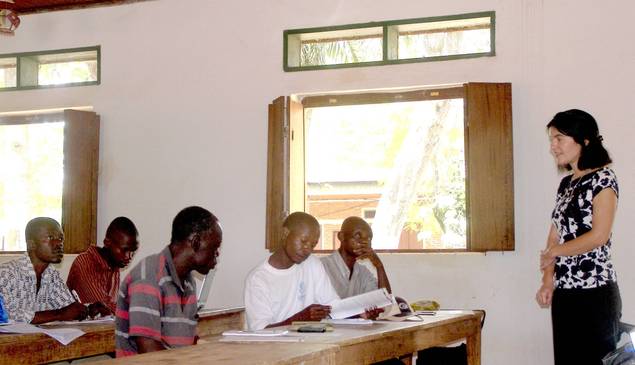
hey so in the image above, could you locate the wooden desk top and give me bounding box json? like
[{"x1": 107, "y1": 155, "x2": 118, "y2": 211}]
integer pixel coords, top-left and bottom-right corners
[
  {"x1": 0, "y1": 322, "x2": 114, "y2": 365},
  {"x1": 91, "y1": 311, "x2": 482, "y2": 365},
  {"x1": 0, "y1": 307, "x2": 245, "y2": 365}
]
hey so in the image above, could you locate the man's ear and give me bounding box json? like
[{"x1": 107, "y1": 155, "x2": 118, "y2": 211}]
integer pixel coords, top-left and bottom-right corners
[
  {"x1": 337, "y1": 231, "x2": 344, "y2": 243},
  {"x1": 103, "y1": 237, "x2": 111, "y2": 248},
  {"x1": 26, "y1": 239, "x2": 35, "y2": 252},
  {"x1": 281, "y1": 227, "x2": 290, "y2": 243},
  {"x1": 189, "y1": 232, "x2": 201, "y2": 251}
]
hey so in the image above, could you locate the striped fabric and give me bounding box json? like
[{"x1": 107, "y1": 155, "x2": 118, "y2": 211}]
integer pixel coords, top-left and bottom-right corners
[
  {"x1": 115, "y1": 246, "x2": 198, "y2": 357},
  {"x1": 67, "y1": 246, "x2": 119, "y2": 313}
]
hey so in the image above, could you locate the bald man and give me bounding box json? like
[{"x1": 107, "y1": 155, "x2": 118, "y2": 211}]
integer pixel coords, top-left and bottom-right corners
[
  {"x1": 244, "y1": 212, "x2": 340, "y2": 330},
  {"x1": 321, "y1": 216, "x2": 392, "y2": 298}
]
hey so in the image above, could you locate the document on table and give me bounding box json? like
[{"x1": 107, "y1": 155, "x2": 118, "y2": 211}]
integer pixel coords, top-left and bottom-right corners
[
  {"x1": 0, "y1": 322, "x2": 84, "y2": 345},
  {"x1": 322, "y1": 318, "x2": 373, "y2": 326},
  {"x1": 222, "y1": 329, "x2": 289, "y2": 337},
  {"x1": 220, "y1": 329, "x2": 303, "y2": 342},
  {"x1": 329, "y1": 288, "x2": 393, "y2": 319},
  {"x1": 38, "y1": 315, "x2": 115, "y2": 326}
]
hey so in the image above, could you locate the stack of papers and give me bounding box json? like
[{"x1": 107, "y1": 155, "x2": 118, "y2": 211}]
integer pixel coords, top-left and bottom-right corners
[
  {"x1": 220, "y1": 329, "x2": 303, "y2": 342},
  {"x1": 222, "y1": 329, "x2": 289, "y2": 337},
  {"x1": 322, "y1": 318, "x2": 373, "y2": 326},
  {"x1": 38, "y1": 316, "x2": 115, "y2": 326}
]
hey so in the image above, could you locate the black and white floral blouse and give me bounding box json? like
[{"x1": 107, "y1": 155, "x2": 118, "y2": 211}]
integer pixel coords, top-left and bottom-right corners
[{"x1": 551, "y1": 167, "x2": 619, "y2": 289}]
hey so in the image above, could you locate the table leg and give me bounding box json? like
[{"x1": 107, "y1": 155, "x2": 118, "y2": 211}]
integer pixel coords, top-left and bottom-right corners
[{"x1": 466, "y1": 328, "x2": 481, "y2": 365}]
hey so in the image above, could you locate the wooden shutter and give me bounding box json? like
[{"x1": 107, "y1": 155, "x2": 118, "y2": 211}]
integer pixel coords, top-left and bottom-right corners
[
  {"x1": 265, "y1": 97, "x2": 306, "y2": 252},
  {"x1": 62, "y1": 109, "x2": 99, "y2": 254},
  {"x1": 464, "y1": 83, "x2": 514, "y2": 251},
  {"x1": 266, "y1": 97, "x2": 289, "y2": 252}
]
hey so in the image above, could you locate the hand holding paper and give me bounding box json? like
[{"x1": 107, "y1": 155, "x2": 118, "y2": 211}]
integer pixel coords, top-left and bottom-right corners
[{"x1": 329, "y1": 288, "x2": 393, "y2": 319}]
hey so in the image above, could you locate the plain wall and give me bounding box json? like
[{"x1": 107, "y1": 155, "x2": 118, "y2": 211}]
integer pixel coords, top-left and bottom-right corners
[{"x1": 1, "y1": 1, "x2": 634, "y2": 364}]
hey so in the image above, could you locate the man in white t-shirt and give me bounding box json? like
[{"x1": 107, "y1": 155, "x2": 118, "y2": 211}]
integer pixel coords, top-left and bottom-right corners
[{"x1": 244, "y1": 212, "x2": 340, "y2": 330}]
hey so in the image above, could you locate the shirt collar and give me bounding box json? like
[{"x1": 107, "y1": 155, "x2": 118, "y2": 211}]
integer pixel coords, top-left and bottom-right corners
[
  {"x1": 19, "y1": 253, "x2": 56, "y2": 281},
  {"x1": 161, "y1": 246, "x2": 194, "y2": 293},
  {"x1": 85, "y1": 245, "x2": 115, "y2": 272}
]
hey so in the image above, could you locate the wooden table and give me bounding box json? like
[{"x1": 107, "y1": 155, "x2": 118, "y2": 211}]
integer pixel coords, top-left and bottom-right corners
[
  {"x1": 0, "y1": 307, "x2": 245, "y2": 365},
  {"x1": 91, "y1": 311, "x2": 482, "y2": 365}
]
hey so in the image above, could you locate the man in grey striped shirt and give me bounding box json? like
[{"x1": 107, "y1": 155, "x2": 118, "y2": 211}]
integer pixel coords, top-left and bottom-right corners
[{"x1": 115, "y1": 206, "x2": 223, "y2": 357}]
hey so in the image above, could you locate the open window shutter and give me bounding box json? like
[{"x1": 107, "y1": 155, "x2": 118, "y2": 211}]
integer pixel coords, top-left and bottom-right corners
[
  {"x1": 464, "y1": 83, "x2": 514, "y2": 251},
  {"x1": 266, "y1": 97, "x2": 305, "y2": 252},
  {"x1": 288, "y1": 98, "x2": 305, "y2": 214},
  {"x1": 62, "y1": 109, "x2": 99, "y2": 254},
  {"x1": 266, "y1": 97, "x2": 289, "y2": 252}
]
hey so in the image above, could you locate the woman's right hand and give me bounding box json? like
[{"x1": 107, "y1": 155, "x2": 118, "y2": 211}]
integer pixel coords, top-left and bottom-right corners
[{"x1": 535, "y1": 283, "x2": 554, "y2": 308}]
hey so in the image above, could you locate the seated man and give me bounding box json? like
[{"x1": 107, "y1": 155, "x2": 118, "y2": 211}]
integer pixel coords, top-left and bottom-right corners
[
  {"x1": 0, "y1": 217, "x2": 89, "y2": 324},
  {"x1": 322, "y1": 216, "x2": 392, "y2": 298},
  {"x1": 244, "y1": 212, "x2": 340, "y2": 330},
  {"x1": 67, "y1": 216, "x2": 139, "y2": 314},
  {"x1": 115, "y1": 206, "x2": 223, "y2": 357}
]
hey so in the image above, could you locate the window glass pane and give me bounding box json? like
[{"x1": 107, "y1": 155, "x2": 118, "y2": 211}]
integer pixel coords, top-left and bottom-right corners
[
  {"x1": 37, "y1": 50, "x2": 98, "y2": 86},
  {"x1": 398, "y1": 17, "x2": 491, "y2": 59},
  {"x1": 0, "y1": 57, "x2": 17, "y2": 88},
  {"x1": 304, "y1": 99, "x2": 466, "y2": 250},
  {"x1": 0, "y1": 122, "x2": 64, "y2": 251},
  {"x1": 300, "y1": 27, "x2": 383, "y2": 66}
]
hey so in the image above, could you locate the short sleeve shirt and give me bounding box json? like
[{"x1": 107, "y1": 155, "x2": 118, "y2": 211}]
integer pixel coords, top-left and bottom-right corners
[
  {"x1": 244, "y1": 255, "x2": 340, "y2": 331},
  {"x1": 321, "y1": 251, "x2": 378, "y2": 298},
  {"x1": 67, "y1": 245, "x2": 120, "y2": 313},
  {"x1": 551, "y1": 167, "x2": 618, "y2": 289},
  {"x1": 115, "y1": 246, "x2": 198, "y2": 357},
  {"x1": 0, "y1": 255, "x2": 75, "y2": 322}
]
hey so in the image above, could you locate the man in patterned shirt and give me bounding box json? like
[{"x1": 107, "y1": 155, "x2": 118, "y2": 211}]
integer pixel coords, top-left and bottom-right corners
[
  {"x1": 115, "y1": 206, "x2": 223, "y2": 357},
  {"x1": 67, "y1": 216, "x2": 139, "y2": 314},
  {"x1": 0, "y1": 217, "x2": 88, "y2": 323}
]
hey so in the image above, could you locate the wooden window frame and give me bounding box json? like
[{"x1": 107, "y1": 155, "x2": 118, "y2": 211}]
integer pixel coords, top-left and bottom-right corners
[
  {"x1": 0, "y1": 109, "x2": 100, "y2": 254},
  {"x1": 266, "y1": 83, "x2": 513, "y2": 253}
]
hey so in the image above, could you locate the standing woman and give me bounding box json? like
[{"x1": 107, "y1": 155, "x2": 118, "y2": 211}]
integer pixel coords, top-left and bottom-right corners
[{"x1": 536, "y1": 109, "x2": 622, "y2": 365}]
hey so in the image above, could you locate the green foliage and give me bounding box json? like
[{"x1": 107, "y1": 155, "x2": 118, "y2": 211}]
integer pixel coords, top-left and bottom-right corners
[{"x1": 301, "y1": 37, "x2": 382, "y2": 66}]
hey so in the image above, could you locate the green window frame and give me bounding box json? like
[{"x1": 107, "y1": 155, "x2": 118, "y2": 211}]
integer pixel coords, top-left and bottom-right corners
[
  {"x1": 0, "y1": 46, "x2": 100, "y2": 91},
  {"x1": 284, "y1": 11, "x2": 495, "y2": 72}
]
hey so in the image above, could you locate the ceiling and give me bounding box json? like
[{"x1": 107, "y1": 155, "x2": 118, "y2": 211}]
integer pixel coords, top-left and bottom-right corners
[{"x1": 6, "y1": 0, "x2": 149, "y2": 14}]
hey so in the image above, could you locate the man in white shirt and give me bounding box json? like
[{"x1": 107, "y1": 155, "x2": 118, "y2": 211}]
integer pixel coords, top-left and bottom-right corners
[
  {"x1": 244, "y1": 212, "x2": 340, "y2": 330},
  {"x1": 321, "y1": 216, "x2": 392, "y2": 298}
]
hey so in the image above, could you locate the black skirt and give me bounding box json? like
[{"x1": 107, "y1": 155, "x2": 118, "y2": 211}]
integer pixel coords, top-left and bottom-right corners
[{"x1": 551, "y1": 282, "x2": 622, "y2": 365}]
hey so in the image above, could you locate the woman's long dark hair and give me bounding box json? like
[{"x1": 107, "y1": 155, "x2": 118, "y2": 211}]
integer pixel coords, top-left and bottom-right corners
[{"x1": 547, "y1": 109, "x2": 612, "y2": 170}]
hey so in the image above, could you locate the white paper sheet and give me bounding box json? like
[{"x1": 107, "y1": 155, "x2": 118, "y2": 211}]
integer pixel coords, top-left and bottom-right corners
[
  {"x1": 38, "y1": 315, "x2": 115, "y2": 326},
  {"x1": 219, "y1": 336, "x2": 303, "y2": 343},
  {"x1": 222, "y1": 329, "x2": 289, "y2": 337},
  {"x1": 322, "y1": 318, "x2": 373, "y2": 326},
  {"x1": 0, "y1": 322, "x2": 85, "y2": 345},
  {"x1": 329, "y1": 288, "x2": 393, "y2": 319}
]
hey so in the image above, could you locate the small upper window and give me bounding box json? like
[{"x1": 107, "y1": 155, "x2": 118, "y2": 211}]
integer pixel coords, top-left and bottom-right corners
[
  {"x1": 285, "y1": 12, "x2": 494, "y2": 71},
  {"x1": 0, "y1": 46, "x2": 99, "y2": 91}
]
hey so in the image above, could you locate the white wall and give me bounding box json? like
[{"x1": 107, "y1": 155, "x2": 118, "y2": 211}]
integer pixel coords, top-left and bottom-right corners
[{"x1": 1, "y1": 1, "x2": 634, "y2": 364}]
